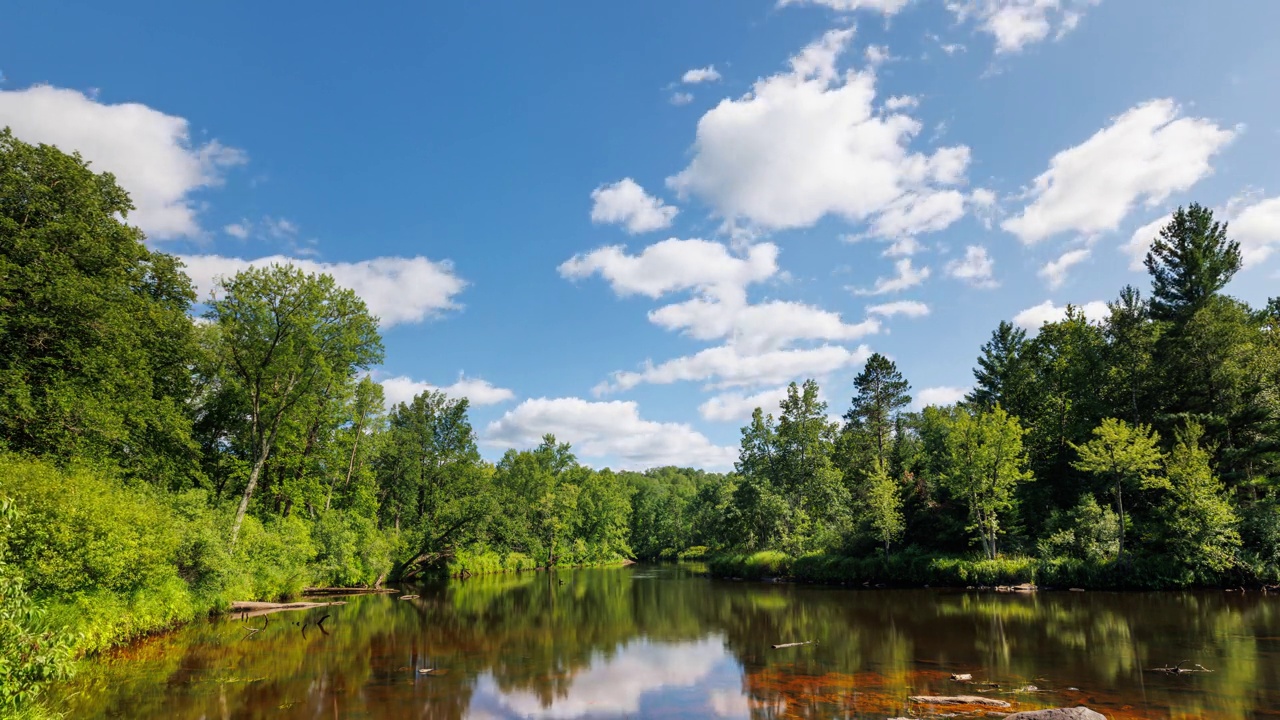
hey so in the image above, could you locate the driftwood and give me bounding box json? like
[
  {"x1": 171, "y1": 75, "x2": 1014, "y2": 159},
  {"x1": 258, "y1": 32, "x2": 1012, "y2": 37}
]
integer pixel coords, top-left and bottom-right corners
[
  {"x1": 771, "y1": 640, "x2": 815, "y2": 649},
  {"x1": 230, "y1": 600, "x2": 346, "y2": 619},
  {"x1": 909, "y1": 695, "x2": 1011, "y2": 708},
  {"x1": 399, "y1": 594, "x2": 420, "y2": 601},
  {"x1": 950, "y1": 673, "x2": 973, "y2": 681},
  {"x1": 303, "y1": 587, "x2": 398, "y2": 597},
  {"x1": 243, "y1": 616, "x2": 268, "y2": 637},
  {"x1": 1148, "y1": 660, "x2": 1214, "y2": 674}
]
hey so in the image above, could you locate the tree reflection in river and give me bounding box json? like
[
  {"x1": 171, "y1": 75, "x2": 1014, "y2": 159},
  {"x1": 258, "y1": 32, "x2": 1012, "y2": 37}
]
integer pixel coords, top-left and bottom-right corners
[{"x1": 60, "y1": 565, "x2": 1280, "y2": 719}]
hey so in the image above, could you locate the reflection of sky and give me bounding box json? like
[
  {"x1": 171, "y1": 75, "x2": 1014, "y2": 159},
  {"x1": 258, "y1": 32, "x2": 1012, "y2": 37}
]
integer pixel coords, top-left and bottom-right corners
[{"x1": 467, "y1": 635, "x2": 748, "y2": 719}]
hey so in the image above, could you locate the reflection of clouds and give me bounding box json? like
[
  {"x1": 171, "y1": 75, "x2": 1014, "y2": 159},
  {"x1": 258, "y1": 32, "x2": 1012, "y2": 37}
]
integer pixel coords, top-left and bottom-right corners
[
  {"x1": 709, "y1": 689, "x2": 751, "y2": 718},
  {"x1": 471, "y1": 637, "x2": 736, "y2": 718}
]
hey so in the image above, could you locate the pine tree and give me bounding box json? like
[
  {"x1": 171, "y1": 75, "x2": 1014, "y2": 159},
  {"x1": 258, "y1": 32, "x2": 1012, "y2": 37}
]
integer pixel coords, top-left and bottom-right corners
[
  {"x1": 844, "y1": 353, "x2": 912, "y2": 472},
  {"x1": 1145, "y1": 203, "x2": 1241, "y2": 323}
]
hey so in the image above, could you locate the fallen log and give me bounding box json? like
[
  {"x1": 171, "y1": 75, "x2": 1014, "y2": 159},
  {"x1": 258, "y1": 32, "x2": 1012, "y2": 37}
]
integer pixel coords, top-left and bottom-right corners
[
  {"x1": 771, "y1": 640, "x2": 815, "y2": 649},
  {"x1": 303, "y1": 587, "x2": 398, "y2": 597},
  {"x1": 909, "y1": 695, "x2": 1011, "y2": 708},
  {"x1": 230, "y1": 600, "x2": 346, "y2": 619},
  {"x1": 949, "y1": 673, "x2": 973, "y2": 681},
  {"x1": 399, "y1": 594, "x2": 420, "y2": 601}
]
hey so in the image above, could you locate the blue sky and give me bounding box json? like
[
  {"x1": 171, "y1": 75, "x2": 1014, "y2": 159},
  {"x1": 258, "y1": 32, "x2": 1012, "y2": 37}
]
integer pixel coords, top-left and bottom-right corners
[{"x1": 3, "y1": 0, "x2": 1279, "y2": 471}]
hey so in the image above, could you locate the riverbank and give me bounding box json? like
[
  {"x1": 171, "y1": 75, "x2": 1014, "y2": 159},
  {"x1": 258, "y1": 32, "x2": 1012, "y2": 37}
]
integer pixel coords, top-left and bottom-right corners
[{"x1": 705, "y1": 549, "x2": 1261, "y2": 590}]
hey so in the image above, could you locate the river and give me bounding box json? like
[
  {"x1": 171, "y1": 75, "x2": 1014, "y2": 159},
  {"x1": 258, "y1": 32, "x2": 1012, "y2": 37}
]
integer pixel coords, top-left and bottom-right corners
[{"x1": 60, "y1": 564, "x2": 1280, "y2": 719}]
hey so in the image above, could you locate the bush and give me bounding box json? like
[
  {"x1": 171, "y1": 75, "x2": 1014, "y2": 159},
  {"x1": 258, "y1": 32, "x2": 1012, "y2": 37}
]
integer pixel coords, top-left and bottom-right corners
[
  {"x1": 708, "y1": 551, "x2": 792, "y2": 579},
  {"x1": 226, "y1": 514, "x2": 316, "y2": 601},
  {"x1": 0, "y1": 499, "x2": 74, "y2": 714}
]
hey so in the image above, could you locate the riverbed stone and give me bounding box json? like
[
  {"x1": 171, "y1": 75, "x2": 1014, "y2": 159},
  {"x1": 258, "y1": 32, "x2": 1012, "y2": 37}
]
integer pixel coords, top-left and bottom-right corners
[
  {"x1": 909, "y1": 695, "x2": 1012, "y2": 708},
  {"x1": 1004, "y1": 707, "x2": 1106, "y2": 719}
]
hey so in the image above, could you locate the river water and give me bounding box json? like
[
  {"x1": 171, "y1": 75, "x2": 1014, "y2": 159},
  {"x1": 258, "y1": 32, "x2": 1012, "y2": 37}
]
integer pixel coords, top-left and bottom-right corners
[{"x1": 60, "y1": 564, "x2": 1280, "y2": 719}]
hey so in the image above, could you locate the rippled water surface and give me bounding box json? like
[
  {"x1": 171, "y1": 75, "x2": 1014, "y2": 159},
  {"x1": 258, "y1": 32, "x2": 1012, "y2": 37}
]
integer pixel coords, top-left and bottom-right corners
[{"x1": 59, "y1": 565, "x2": 1280, "y2": 718}]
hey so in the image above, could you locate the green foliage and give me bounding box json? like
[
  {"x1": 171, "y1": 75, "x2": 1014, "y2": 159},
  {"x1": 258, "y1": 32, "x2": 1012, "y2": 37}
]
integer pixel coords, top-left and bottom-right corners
[
  {"x1": 942, "y1": 405, "x2": 1033, "y2": 559},
  {"x1": 0, "y1": 498, "x2": 73, "y2": 713},
  {"x1": 864, "y1": 462, "x2": 904, "y2": 554},
  {"x1": 1071, "y1": 418, "x2": 1164, "y2": 557},
  {"x1": 0, "y1": 128, "x2": 201, "y2": 484},
  {"x1": 1155, "y1": 422, "x2": 1241, "y2": 580},
  {"x1": 1145, "y1": 203, "x2": 1242, "y2": 323},
  {"x1": 1037, "y1": 495, "x2": 1120, "y2": 562}
]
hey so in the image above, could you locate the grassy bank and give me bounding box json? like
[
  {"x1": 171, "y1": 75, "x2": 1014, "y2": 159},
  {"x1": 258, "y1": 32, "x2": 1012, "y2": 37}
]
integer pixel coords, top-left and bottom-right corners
[
  {"x1": 444, "y1": 549, "x2": 633, "y2": 578},
  {"x1": 706, "y1": 549, "x2": 1254, "y2": 590}
]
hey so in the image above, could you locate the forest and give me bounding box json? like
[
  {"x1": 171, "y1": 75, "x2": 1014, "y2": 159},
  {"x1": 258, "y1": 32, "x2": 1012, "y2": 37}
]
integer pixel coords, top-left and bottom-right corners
[{"x1": 2, "y1": 124, "x2": 1279, "y2": 715}]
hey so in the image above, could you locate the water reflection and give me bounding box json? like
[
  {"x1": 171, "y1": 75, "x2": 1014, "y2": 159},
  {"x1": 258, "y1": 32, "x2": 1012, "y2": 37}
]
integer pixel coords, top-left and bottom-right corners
[{"x1": 60, "y1": 566, "x2": 1280, "y2": 719}]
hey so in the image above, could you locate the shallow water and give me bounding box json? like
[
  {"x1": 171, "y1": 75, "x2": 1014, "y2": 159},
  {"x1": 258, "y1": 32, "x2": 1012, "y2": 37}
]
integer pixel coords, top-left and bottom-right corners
[{"x1": 58, "y1": 565, "x2": 1280, "y2": 719}]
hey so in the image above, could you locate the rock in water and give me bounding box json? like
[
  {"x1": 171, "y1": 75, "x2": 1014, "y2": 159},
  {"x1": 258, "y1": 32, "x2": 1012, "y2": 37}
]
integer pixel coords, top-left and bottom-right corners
[{"x1": 1006, "y1": 707, "x2": 1106, "y2": 719}]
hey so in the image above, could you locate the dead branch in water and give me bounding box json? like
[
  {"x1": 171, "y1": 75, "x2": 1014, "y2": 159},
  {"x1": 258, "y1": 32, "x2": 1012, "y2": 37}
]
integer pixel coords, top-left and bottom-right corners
[
  {"x1": 771, "y1": 640, "x2": 815, "y2": 649},
  {"x1": 1148, "y1": 660, "x2": 1214, "y2": 674}
]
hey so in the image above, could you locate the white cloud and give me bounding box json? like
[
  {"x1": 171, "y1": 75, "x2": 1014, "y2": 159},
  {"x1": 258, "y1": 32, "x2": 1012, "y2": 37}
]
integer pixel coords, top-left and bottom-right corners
[
  {"x1": 649, "y1": 297, "x2": 880, "y2": 353},
  {"x1": 485, "y1": 399, "x2": 736, "y2": 470},
  {"x1": 1038, "y1": 247, "x2": 1090, "y2": 289},
  {"x1": 670, "y1": 92, "x2": 695, "y2": 106},
  {"x1": 559, "y1": 238, "x2": 778, "y2": 299},
  {"x1": 0, "y1": 85, "x2": 246, "y2": 239},
  {"x1": 945, "y1": 245, "x2": 998, "y2": 289},
  {"x1": 181, "y1": 254, "x2": 466, "y2": 326},
  {"x1": 699, "y1": 386, "x2": 795, "y2": 422},
  {"x1": 380, "y1": 375, "x2": 515, "y2": 408},
  {"x1": 866, "y1": 300, "x2": 930, "y2": 318},
  {"x1": 598, "y1": 344, "x2": 872, "y2": 394},
  {"x1": 1229, "y1": 195, "x2": 1280, "y2": 267},
  {"x1": 1013, "y1": 299, "x2": 1108, "y2": 330},
  {"x1": 852, "y1": 258, "x2": 930, "y2": 295},
  {"x1": 667, "y1": 28, "x2": 971, "y2": 237},
  {"x1": 224, "y1": 222, "x2": 250, "y2": 239},
  {"x1": 778, "y1": 0, "x2": 913, "y2": 13},
  {"x1": 913, "y1": 386, "x2": 968, "y2": 409},
  {"x1": 1122, "y1": 214, "x2": 1169, "y2": 271},
  {"x1": 884, "y1": 95, "x2": 919, "y2": 111},
  {"x1": 681, "y1": 66, "x2": 722, "y2": 84},
  {"x1": 864, "y1": 45, "x2": 894, "y2": 66},
  {"x1": 945, "y1": 0, "x2": 1101, "y2": 54},
  {"x1": 883, "y1": 237, "x2": 923, "y2": 256},
  {"x1": 589, "y1": 178, "x2": 679, "y2": 234},
  {"x1": 1002, "y1": 99, "x2": 1236, "y2": 245}
]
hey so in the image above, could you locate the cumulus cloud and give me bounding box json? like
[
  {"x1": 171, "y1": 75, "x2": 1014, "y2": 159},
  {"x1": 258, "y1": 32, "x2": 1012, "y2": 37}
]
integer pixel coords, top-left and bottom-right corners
[
  {"x1": 945, "y1": 245, "x2": 998, "y2": 288},
  {"x1": 884, "y1": 95, "x2": 919, "y2": 111},
  {"x1": 649, "y1": 297, "x2": 880, "y2": 353},
  {"x1": 913, "y1": 385, "x2": 968, "y2": 409},
  {"x1": 1013, "y1": 299, "x2": 1108, "y2": 331},
  {"x1": 590, "y1": 178, "x2": 679, "y2": 234},
  {"x1": 945, "y1": 0, "x2": 1101, "y2": 54},
  {"x1": 181, "y1": 254, "x2": 466, "y2": 326},
  {"x1": 699, "y1": 386, "x2": 796, "y2": 422},
  {"x1": 1002, "y1": 99, "x2": 1236, "y2": 245},
  {"x1": 667, "y1": 28, "x2": 972, "y2": 238},
  {"x1": 1038, "y1": 247, "x2": 1091, "y2": 289},
  {"x1": 224, "y1": 222, "x2": 250, "y2": 239},
  {"x1": 1229, "y1": 194, "x2": 1280, "y2": 267},
  {"x1": 559, "y1": 238, "x2": 778, "y2": 299},
  {"x1": 670, "y1": 92, "x2": 695, "y2": 106},
  {"x1": 380, "y1": 375, "x2": 515, "y2": 408},
  {"x1": 485, "y1": 399, "x2": 737, "y2": 470},
  {"x1": 866, "y1": 300, "x2": 930, "y2": 317},
  {"x1": 0, "y1": 85, "x2": 246, "y2": 239},
  {"x1": 598, "y1": 344, "x2": 872, "y2": 394},
  {"x1": 852, "y1": 258, "x2": 930, "y2": 295},
  {"x1": 681, "y1": 66, "x2": 722, "y2": 84}
]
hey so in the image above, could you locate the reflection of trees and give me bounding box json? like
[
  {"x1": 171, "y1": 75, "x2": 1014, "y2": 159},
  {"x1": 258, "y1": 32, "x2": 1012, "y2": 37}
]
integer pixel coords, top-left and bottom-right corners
[{"x1": 63, "y1": 569, "x2": 1280, "y2": 719}]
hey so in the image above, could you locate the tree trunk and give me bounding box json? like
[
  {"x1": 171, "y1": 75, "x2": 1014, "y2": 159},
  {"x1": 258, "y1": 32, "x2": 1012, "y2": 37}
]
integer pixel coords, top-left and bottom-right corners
[
  {"x1": 231, "y1": 436, "x2": 273, "y2": 548},
  {"x1": 1116, "y1": 480, "x2": 1126, "y2": 558}
]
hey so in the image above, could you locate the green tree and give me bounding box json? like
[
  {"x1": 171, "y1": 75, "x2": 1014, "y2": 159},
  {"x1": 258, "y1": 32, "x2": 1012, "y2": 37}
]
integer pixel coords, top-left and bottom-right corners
[
  {"x1": 967, "y1": 321, "x2": 1032, "y2": 415},
  {"x1": 1145, "y1": 203, "x2": 1241, "y2": 323},
  {"x1": 1157, "y1": 421, "x2": 1241, "y2": 577},
  {"x1": 942, "y1": 405, "x2": 1032, "y2": 559},
  {"x1": 843, "y1": 353, "x2": 912, "y2": 472},
  {"x1": 207, "y1": 265, "x2": 383, "y2": 547},
  {"x1": 1103, "y1": 286, "x2": 1160, "y2": 425},
  {"x1": 378, "y1": 390, "x2": 492, "y2": 575},
  {"x1": 864, "y1": 462, "x2": 903, "y2": 554},
  {"x1": 1070, "y1": 418, "x2": 1165, "y2": 558},
  {"x1": 0, "y1": 128, "x2": 201, "y2": 482},
  {"x1": 773, "y1": 380, "x2": 848, "y2": 553}
]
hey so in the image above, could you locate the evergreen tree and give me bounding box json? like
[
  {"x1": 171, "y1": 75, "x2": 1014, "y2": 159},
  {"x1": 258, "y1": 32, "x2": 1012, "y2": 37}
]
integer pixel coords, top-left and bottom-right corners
[
  {"x1": 967, "y1": 321, "x2": 1030, "y2": 414},
  {"x1": 844, "y1": 353, "x2": 912, "y2": 472},
  {"x1": 1145, "y1": 203, "x2": 1241, "y2": 323}
]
